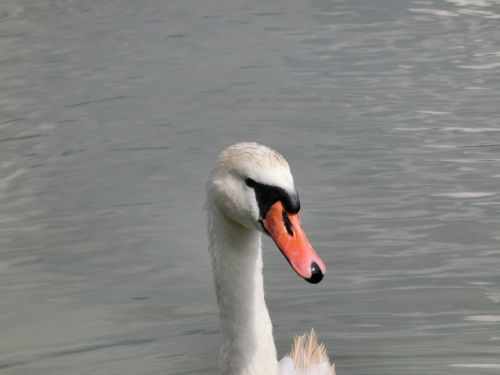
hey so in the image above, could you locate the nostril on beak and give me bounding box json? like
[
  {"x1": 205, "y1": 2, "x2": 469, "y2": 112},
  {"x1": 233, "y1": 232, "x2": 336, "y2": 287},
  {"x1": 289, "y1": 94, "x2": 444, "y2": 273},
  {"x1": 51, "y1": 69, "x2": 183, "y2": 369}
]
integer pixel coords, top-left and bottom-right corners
[{"x1": 306, "y1": 261, "x2": 324, "y2": 284}]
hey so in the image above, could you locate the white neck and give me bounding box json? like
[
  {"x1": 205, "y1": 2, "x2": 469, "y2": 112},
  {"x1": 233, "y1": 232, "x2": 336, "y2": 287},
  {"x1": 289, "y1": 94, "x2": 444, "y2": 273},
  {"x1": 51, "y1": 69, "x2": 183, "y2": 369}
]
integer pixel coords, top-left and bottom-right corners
[{"x1": 207, "y1": 204, "x2": 278, "y2": 375}]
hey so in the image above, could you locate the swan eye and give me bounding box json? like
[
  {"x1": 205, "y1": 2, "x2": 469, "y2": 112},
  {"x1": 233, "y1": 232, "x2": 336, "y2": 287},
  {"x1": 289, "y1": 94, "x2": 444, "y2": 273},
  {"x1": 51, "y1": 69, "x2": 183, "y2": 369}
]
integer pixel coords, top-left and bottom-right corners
[
  {"x1": 245, "y1": 178, "x2": 257, "y2": 187},
  {"x1": 245, "y1": 178, "x2": 300, "y2": 219}
]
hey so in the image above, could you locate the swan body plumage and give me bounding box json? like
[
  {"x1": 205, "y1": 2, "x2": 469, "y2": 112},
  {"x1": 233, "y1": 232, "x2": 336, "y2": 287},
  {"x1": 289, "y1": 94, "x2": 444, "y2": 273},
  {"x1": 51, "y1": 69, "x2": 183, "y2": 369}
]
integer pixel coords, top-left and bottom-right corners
[
  {"x1": 279, "y1": 330, "x2": 335, "y2": 375},
  {"x1": 206, "y1": 142, "x2": 335, "y2": 375}
]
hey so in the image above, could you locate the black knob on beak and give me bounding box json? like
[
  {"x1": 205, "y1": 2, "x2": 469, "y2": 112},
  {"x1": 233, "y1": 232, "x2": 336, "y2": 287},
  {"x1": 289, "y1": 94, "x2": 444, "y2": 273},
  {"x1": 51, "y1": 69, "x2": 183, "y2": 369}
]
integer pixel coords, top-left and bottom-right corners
[{"x1": 306, "y1": 261, "x2": 324, "y2": 284}]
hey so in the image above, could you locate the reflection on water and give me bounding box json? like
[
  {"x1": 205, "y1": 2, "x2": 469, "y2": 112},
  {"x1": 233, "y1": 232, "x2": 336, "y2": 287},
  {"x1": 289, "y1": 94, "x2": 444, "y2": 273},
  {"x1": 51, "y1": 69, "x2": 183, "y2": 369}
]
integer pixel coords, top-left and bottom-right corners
[{"x1": 1, "y1": 0, "x2": 499, "y2": 374}]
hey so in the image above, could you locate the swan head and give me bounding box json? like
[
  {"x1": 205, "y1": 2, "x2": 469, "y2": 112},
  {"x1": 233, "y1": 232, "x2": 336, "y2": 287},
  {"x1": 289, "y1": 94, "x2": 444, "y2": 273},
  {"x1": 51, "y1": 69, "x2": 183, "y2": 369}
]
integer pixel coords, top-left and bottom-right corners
[{"x1": 207, "y1": 142, "x2": 326, "y2": 284}]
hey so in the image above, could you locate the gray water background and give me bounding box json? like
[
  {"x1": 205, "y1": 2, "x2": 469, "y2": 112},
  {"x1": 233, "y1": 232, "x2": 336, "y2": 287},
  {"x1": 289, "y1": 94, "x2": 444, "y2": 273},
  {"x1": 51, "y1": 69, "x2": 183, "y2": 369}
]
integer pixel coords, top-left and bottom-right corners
[{"x1": 1, "y1": 0, "x2": 500, "y2": 374}]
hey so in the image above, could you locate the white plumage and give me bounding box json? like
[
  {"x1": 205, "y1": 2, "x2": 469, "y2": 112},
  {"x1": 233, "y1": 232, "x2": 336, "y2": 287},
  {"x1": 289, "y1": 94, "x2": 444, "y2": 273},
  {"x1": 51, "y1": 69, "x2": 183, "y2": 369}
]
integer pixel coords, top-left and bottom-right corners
[
  {"x1": 279, "y1": 330, "x2": 336, "y2": 375},
  {"x1": 206, "y1": 142, "x2": 335, "y2": 375}
]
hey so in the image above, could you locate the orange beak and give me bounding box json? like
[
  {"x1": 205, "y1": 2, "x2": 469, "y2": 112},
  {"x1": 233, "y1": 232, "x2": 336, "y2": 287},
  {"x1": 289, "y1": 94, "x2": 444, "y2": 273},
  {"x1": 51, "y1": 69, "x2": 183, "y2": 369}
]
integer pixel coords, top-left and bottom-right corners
[{"x1": 261, "y1": 201, "x2": 326, "y2": 283}]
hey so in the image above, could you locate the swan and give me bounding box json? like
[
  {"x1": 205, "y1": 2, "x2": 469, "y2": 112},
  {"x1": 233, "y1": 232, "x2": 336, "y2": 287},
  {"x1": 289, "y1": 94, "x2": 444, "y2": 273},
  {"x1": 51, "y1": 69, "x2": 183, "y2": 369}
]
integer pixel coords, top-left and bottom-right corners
[{"x1": 206, "y1": 142, "x2": 336, "y2": 375}]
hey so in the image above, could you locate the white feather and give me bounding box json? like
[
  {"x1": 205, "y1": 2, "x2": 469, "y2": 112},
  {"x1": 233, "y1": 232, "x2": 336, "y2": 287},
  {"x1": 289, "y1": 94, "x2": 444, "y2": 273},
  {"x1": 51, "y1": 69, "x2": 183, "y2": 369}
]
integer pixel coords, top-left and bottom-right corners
[
  {"x1": 206, "y1": 143, "x2": 336, "y2": 375},
  {"x1": 279, "y1": 357, "x2": 334, "y2": 375}
]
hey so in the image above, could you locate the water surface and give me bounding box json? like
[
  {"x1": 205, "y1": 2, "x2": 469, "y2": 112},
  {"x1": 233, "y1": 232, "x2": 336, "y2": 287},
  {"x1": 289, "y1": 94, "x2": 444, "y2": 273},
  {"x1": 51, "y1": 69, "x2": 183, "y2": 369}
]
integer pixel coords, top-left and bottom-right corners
[{"x1": 1, "y1": 0, "x2": 499, "y2": 374}]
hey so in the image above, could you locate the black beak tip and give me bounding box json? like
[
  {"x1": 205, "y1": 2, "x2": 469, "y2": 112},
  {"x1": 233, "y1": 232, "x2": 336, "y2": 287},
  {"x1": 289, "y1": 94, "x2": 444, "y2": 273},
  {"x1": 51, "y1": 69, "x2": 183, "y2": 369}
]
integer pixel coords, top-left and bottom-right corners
[{"x1": 306, "y1": 261, "x2": 324, "y2": 284}]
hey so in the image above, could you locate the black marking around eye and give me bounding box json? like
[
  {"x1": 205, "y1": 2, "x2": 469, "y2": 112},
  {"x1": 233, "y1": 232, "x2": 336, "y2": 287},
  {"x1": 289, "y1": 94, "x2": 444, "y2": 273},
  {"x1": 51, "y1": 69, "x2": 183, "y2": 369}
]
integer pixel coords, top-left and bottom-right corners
[{"x1": 245, "y1": 178, "x2": 300, "y2": 218}]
